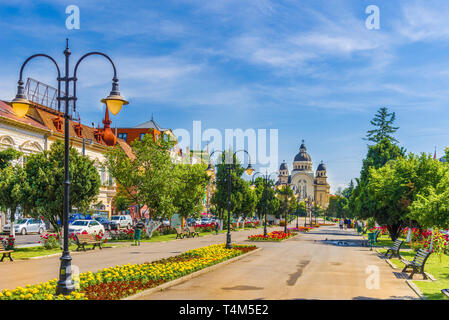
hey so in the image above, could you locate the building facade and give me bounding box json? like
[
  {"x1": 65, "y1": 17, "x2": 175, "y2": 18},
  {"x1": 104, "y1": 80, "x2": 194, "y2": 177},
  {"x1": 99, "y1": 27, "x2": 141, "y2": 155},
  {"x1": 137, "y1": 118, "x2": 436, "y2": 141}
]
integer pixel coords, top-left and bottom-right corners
[
  {"x1": 0, "y1": 95, "x2": 133, "y2": 226},
  {"x1": 277, "y1": 140, "x2": 330, "y2": 209}
]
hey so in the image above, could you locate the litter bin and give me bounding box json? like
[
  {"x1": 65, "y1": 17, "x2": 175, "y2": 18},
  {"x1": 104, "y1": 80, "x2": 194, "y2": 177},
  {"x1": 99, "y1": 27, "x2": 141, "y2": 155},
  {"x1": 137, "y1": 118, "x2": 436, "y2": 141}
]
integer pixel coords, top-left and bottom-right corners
[
  {"x1": 134, "y1": 228, "x2": 142, "y2": 246},
  {"x1": 367, "y1": 232, "x2": 376, "y2": 250}
]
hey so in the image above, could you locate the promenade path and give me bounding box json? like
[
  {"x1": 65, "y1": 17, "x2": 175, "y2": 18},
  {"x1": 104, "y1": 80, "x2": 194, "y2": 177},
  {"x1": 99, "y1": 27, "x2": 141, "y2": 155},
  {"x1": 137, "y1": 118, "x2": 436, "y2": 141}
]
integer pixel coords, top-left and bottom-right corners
[
  {"x1": 0, "y1": 221, "x2": 417, "y2": 299},
  {"x1": 137, "y1": 223, "x2": 417, "y2": 300},
  {"x1": 0, "y1": 225, "x2": 278, "y2": 290}
]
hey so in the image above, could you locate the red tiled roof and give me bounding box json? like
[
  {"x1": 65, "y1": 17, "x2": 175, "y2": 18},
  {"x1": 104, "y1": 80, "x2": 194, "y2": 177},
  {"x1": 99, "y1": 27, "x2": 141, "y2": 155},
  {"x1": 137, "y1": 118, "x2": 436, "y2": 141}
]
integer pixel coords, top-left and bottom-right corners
[
  {"x1": 0, "y1": 100, "x2": 49, "y2": 131},
  {"x1": 0, "y1": 100, "x2": 134, "y2": 158}
]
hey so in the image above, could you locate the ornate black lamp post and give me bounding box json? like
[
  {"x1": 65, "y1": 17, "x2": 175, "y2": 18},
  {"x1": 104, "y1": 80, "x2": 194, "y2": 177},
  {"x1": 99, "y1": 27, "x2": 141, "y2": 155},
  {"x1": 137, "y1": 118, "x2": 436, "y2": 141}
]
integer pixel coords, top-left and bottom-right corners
[
  {"x1": 250, "y1": 171, "x2": 278, "y2": 237},
  {"x1": 206, "y1": 149, "x2": 254, "y2": 249},
  {"x1": 276, "y1": 185, "x2": 292, "y2": 233},
  {"x1": 295, "y1": 194, "x2": 300, "y2": 228},
  {"x1": 305, "y1": 196, "x2": 314, "y2": 227},
  {"x1": 10, "y1": 39, "x2": 128, "y2": 295}
]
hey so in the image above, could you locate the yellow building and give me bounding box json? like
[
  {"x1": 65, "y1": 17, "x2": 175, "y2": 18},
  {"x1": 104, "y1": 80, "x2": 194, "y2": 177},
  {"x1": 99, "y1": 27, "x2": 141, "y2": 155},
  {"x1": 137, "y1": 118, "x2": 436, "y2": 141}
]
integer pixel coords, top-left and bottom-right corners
[
  {"x1": 0, "y1": 96, "x2": 132, "y2": 226},
  {"x1": 277, "y1": 140, "x2": 330, "y2": 209}
]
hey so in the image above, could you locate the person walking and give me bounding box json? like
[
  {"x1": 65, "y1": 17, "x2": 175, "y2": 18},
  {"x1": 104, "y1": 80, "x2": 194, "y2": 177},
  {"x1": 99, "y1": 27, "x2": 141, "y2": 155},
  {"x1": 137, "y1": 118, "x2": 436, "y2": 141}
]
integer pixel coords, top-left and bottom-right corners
[
  {"x1": 343, "y1": 218, "x2": 348, "y2": 230},
  {"x1": 134, "y1": 219, "x2": 145, "y2": 246},
  {"x1": 339, "y1": 218, "x2": 344, "y2": 230}
]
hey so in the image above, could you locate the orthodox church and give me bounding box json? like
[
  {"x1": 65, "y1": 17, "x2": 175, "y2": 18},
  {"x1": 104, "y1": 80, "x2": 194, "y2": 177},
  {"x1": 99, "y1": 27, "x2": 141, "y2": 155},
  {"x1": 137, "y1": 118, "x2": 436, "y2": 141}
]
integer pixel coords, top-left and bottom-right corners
[{"x1": 277, "y1": 140, "x2": 330, "y2": 209}]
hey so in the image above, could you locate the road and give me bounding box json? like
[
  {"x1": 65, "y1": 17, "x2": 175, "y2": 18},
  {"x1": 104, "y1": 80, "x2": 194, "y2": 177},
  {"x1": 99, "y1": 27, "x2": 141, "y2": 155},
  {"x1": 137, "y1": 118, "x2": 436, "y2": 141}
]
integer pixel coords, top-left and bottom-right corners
[{"x1": 1, "y1": 233, "x2": 42, "y2": 247}]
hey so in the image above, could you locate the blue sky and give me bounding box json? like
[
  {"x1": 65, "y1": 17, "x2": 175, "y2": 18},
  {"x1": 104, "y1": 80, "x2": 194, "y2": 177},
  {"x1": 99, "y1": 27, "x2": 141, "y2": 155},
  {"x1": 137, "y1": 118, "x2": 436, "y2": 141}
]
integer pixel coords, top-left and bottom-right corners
[{"x1": 1, "y1": 0, "x2": 449, "y2": 192}]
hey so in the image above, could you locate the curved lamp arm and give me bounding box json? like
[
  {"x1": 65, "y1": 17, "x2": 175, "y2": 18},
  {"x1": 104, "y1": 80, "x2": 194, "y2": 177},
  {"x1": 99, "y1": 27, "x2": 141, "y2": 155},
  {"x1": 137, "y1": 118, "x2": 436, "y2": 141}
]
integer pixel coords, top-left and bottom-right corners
[
  {"x1": 15, "y1": 54, "x2": 62, "y2": 111},
  {"x1": 73, "y1": 52, "x2": 123, "y2": 113}
]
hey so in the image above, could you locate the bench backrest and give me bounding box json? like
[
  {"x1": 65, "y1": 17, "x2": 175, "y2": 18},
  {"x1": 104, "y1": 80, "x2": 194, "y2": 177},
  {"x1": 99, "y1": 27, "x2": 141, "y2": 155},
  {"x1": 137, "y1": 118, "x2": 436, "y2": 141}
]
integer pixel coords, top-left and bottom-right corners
[
  {"x1": 175, "y1": 227, "x2": 184, "y2": 234},
  {"x1": 412, "y1": 248, "x2": 431, "y2": 266},
  {"x1": 76, "y1": 233, "x2": 96, "y2": 243},
  {"x1": 187, "y1": 227, "x2": 196, "y2": 233},
  {"x1": 0, "y1": 241, "x2": 6, "y2": 251},
  {"x1": 391, "y1": 239, "x2": 403, "y2": 250}
]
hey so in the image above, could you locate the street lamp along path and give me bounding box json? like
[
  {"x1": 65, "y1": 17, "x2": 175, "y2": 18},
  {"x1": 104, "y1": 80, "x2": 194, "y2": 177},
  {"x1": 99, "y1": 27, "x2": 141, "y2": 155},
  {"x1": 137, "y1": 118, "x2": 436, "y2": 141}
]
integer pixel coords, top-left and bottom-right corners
[
  {"x1": 250, "y1": 171, "x2": 278, "y2": 237},
  {"x1": 206, "y1": 149, "x2": 254, "y2": 249},
  {"x1": 9, "y1": 39, "x2": 128, "y2": 296}
]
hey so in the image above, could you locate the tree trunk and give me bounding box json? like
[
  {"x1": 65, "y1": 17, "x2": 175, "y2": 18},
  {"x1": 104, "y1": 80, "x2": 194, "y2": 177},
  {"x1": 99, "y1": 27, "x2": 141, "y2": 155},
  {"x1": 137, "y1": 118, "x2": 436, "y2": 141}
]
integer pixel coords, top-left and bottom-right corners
[
  {"x1": 386, "y1": 223, "x2": 402, "y2": 241},
  {"x1": 9, "y1": 208, "x2": 15, "y2": 238}
]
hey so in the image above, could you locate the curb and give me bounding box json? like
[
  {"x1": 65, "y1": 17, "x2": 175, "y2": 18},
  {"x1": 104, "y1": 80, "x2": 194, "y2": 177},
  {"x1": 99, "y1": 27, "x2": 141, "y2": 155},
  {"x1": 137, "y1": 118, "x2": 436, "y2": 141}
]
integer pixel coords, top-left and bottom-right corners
[
  {"x1": 123, "y1": 247, "x2": 263, "y2": 300},
  {"x1": 20, "y1": 246, "x2": 119, "y2": 261},
  {"x1": 405, "y1": 280, "x2": 426, "y2": 300}
]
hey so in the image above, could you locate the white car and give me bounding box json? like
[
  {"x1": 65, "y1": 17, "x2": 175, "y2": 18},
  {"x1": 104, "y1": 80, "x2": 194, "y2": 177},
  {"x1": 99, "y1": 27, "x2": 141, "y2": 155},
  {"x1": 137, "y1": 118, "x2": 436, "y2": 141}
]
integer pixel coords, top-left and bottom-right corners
[
  {"x1": 2, "y1": 218, "x2": 46, "y2": 235},
  {"x1": 110, "y1": 215, "x2": 133, "y2": 230},
  {"x1": 68, "y1": 220, "x2": 105, "y2": 235}
]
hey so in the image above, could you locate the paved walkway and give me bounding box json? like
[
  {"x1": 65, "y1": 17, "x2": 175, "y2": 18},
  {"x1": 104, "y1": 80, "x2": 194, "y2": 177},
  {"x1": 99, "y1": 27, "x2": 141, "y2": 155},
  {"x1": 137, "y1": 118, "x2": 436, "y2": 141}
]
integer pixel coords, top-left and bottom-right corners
[
  {"x1": 0, "y1": 226, "x2": 278, "y2": 290},
  {"x1": 0, "y1": 221, "x2": 417, "y2": 299},
  {"x1": 137, "y1": 223, "x2": 417, "y2": 300}
]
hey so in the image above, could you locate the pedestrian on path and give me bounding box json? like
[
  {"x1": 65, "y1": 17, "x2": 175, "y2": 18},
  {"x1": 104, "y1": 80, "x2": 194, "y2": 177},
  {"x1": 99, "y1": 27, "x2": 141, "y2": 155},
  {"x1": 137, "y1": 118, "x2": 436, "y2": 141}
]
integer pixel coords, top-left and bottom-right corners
[
  {"x1": 339, "y1": 218, "x2": 344, "y2": 230},
  {"x1": 214, "y1": 222, "x2": 219, "y2": 235},
  {"x1": 344, "y1": 218, "x2": 348, "y2": 229},
  {"x1": 134, "y1": 219, "x2": 145, "y2": 246}
]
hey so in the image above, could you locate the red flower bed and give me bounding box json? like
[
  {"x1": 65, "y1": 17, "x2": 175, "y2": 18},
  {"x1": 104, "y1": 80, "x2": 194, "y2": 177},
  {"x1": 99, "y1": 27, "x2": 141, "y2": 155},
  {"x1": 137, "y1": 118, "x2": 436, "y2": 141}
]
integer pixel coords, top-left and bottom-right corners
[
  {"x1": 248, "y1": 231, "x2": 295, "y2": 241},
  {"x1": 83, "y1": 279, "x2": 165, "y2": 300}
]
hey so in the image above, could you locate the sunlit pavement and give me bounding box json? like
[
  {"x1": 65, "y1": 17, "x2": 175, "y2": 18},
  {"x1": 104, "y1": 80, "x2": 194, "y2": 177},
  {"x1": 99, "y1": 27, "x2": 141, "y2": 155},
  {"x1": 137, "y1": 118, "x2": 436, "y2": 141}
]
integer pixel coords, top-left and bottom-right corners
[
  {"x1": 0, "y1": 225, "x2": 279, "y2": 291},
  {"x1": 136, "y1": 221, "x2": 418, "y2": 300}
]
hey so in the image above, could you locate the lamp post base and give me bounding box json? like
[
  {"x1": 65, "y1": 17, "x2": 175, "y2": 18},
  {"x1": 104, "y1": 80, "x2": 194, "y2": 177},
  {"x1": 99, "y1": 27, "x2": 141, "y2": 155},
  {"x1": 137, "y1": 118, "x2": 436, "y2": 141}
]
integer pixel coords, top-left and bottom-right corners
[
  {"x1": 226, "y1": 231, "x2": 232, "y2": 249},
  {"x1": 55, "y1": 252, "x2": 75, "y2": 295}
]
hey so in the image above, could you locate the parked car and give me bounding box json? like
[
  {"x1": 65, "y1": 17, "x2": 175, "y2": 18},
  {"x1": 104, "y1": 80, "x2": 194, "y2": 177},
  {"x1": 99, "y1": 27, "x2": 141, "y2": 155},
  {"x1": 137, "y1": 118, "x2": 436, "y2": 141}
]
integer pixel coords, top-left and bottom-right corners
[
  {"x1": 94, "y1": 216, "x2": 112, "y2": 231},
  {"x1": 56, "y1": 213, "x2": 90, "y2": 226},
  {"x1": 68, "y1": 220, "x2": 105, "y2": 235},
  {"x1": 2, "y1": 218, "x2": 46, "y2": 235},
  {"x1": 201, "y1": 218, "x2": 211, "y2": 224},
  {"x1": 162, "y1": 219, "x2": 170, "y2": 226},
  {"x1": 110, "y1": 215, "x2": 133, "y2": 230}
]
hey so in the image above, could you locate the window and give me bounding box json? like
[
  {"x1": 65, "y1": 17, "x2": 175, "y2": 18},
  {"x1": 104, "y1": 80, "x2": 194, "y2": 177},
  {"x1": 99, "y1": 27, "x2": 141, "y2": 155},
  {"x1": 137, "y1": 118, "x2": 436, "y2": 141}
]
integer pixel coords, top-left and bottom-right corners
[
  {"x1": 140, "y1": 133, "x2": 145, "y2": 140},
  {"x1": 118, "y1": 133, "x2": 127, "y2": 141}
]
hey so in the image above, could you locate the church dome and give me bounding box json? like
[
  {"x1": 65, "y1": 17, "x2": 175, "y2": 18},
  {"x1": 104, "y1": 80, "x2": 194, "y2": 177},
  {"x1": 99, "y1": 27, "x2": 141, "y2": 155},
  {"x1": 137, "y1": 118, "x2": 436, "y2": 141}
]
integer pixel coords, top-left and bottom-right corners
[
  {"x1": 280, "y1": 161, "x2": 288, "y2": 170},
  {"x1": 294, "y1": 140, "x2": 311, "y2": 162},
  {"x1": 317, "y1": 162, "x2": 326, "y2": 172}
]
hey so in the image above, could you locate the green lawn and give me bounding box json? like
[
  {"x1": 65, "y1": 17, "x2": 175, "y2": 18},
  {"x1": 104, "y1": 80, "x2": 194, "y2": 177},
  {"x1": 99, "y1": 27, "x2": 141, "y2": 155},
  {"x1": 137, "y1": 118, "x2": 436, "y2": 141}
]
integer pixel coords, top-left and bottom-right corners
[
  {"x1": 11, "y1": 243, "x2": 126, "y2": 260},
  {"x1": 379, "y1": 248, "x2": 449, "y2": 300},
  {"x1": 9, "y1": 228, "x2": 260, "y2": 260}
]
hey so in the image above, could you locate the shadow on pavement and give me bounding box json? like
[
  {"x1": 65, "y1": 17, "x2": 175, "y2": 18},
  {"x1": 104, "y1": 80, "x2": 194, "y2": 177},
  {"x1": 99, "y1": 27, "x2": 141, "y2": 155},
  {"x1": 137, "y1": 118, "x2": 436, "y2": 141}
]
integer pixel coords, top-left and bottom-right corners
[{"x1": 317, "y1": 239, "x2": 368, "y2": 248}]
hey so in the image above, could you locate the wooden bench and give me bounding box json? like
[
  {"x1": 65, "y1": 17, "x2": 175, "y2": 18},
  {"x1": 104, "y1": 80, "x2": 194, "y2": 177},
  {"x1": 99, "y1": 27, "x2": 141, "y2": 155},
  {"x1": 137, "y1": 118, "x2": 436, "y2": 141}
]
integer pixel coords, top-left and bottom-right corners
[
  {"x1": 401, "y1": 248, "x2": 431, "y2": 279},
  {"x1": 385, "y1": 239, "x2": 404, "y2": 259},
  {"x1": 175, "y1": 227, "x2": 186, "y2": 239},
  {"x1": 185, "y1": 227, "x2": 199, "y2": 238},
  {"x1": 75, "y1": 233, "x2": 103, "y2": 251},
  {"x1": 0, "y1": 242, "x2": 13, "y2": 262}
]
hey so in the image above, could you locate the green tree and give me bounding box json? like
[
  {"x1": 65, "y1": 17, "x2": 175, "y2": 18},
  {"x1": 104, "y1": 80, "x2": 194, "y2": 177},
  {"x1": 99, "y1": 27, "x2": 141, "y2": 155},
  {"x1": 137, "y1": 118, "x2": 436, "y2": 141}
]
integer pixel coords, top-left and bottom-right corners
[
  {"x1": 253, "y1": 177, "x2": 279, "y2": 219},
  {"x1": 275, "y1": 185, "x2": 295, "y2": 221},
  {"x1": 365, "y1": 107, "x2": 399, "y2": 144},
  {"x1": 105, "y1": 133, "x2": 176, "y2": 220},
  {"x1": 0, "y1": 165, "x2": 29, "y2": 236},
  {"x1": 23, "y1": 140, "x2": 101, "y2": 231},
  {"x1": 327, "y1": 195, "x2": 348, "y2": 218},
  {"x1": 173, "y1": 163, "x2": 209, "y2": 222},
  {"x1": 236, "y1": 181, "x2": 258, "y2": 218},
  {"x1": 364, "y1": 153, "x2": 446, "y2": 240},
  {"x1": 210, "y1": 151, "x2": 247, "y2": 221},
  {"x1": 0, "y1": 148, "x2": 21, "y2": 170}
]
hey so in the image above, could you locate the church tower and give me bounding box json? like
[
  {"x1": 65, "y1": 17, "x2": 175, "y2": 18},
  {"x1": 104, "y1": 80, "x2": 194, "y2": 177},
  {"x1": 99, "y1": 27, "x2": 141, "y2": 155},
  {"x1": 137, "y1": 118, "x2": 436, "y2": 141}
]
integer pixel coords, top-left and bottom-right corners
[
  {"x1": 278, "y1": 160, "x2": 289, "y2": 185},
  {"x1": 314, "y1": 161, "x2": 330, "y2": 209}
]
